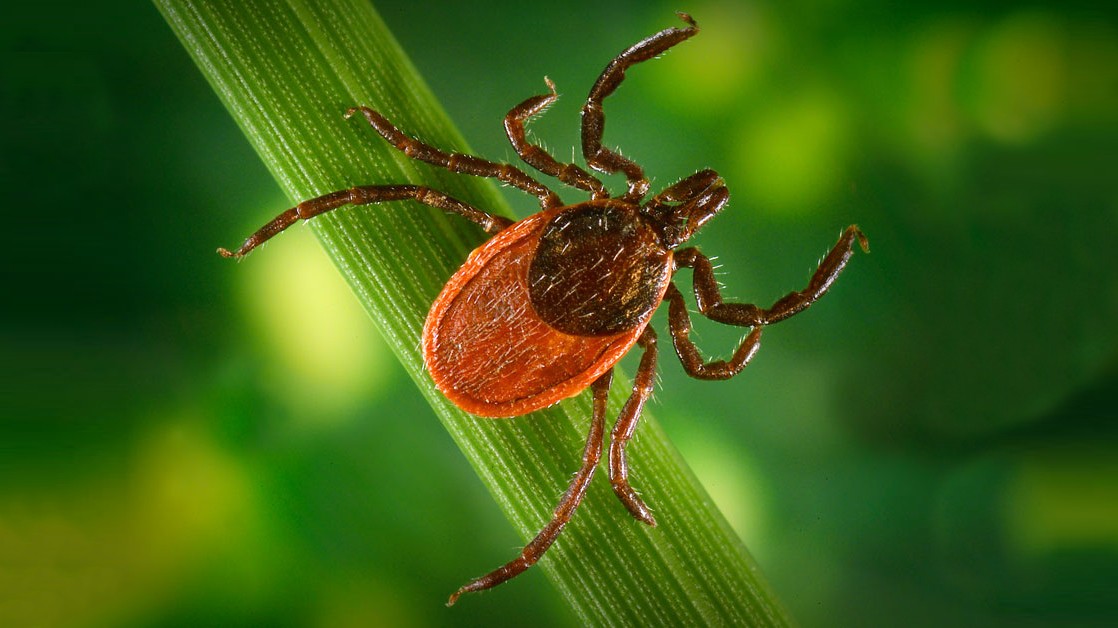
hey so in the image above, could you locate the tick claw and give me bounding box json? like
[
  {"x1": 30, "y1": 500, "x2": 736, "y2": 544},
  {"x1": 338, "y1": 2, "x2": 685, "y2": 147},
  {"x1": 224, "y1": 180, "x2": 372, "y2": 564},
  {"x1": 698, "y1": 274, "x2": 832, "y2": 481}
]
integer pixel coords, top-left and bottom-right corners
[{"x1": 616, "y1": 484, "x2": 657, "y2": 526}]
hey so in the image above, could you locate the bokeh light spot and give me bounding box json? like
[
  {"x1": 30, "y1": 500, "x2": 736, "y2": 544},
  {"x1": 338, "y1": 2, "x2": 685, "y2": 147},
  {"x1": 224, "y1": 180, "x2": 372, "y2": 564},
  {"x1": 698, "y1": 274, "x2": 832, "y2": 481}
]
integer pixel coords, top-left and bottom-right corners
[
  {"x1": 0, "y1": 414, "x2": 257, "y2": 627},
  {"x1": 968, "y1": 12, "x2": 1067, "y2": 144},
  {"x1": 672, "y1": 423, "x2": 769, "y2": 549},
  {"x1": 314, "y1": 576, "x2": 423, "y2": 628},
  {"x1": 905, "y1": 19, "x2": 976, "y2": 161},
  {"x1": 1007, "y1": 451, "x2": 1118, "y2": 556},
  {"x1": 239, "y1": 228, "x2": 389, "y2": 424},
  {"x1": 133, "y1": 415, "x2": 257, "y2": 555},
  {"x1": 647, "y1": 3, "x2": 769, "y2": 112},
  {"x1": 733, "y1": 90, "x2": 850, "y2": 213}
]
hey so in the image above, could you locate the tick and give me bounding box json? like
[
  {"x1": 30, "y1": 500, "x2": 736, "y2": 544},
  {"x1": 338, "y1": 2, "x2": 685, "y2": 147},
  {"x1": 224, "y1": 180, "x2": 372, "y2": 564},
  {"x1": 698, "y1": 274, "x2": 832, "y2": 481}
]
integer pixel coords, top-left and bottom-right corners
[{"x1": 220, "y1": 13, "x2": 868, "y2": 605}]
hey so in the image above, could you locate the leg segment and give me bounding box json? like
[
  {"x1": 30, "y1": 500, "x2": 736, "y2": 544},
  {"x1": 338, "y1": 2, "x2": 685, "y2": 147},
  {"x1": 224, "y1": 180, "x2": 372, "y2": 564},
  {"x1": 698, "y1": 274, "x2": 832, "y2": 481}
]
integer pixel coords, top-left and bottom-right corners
[
  {"x1": 674, "y1": 225, "x2": 869, "y2": 327},
  {"x1": 347, "y1": 107, "x2": 561, "y2": 210},
  {"x1": 218, "y1": 185, "x2": 512, "y2": 258},
  {"x1": 665, "y1": 283, "x2": 763, "y2": 380},
  {"x1": 447, "y1": 370, "x2": 613, "y2": 606},
  {"x1": 581, "y1": 13, "x2": 699, "y2": 201},
  {"x1": 608, "y1": 327, "x2": 658, "y2": 526},
  {"x1": 505, "y1": 78, "x2": 607, "y2": 198}
]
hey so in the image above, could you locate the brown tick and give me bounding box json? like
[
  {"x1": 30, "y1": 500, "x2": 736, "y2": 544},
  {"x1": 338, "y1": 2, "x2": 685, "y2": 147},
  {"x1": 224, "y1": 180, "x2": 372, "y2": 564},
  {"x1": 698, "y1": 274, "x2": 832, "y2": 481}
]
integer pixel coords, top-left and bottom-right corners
[{"x1": 219, "y1": 13, "x2": 868, "y2": 605}]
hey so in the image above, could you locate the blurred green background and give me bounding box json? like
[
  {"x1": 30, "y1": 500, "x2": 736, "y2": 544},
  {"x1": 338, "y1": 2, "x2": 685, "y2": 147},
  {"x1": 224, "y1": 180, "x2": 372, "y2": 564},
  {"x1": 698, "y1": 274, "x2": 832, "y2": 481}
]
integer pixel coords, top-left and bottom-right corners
[{"x1": 3, "y1": 0, "x2": 1117, "y2": 626}]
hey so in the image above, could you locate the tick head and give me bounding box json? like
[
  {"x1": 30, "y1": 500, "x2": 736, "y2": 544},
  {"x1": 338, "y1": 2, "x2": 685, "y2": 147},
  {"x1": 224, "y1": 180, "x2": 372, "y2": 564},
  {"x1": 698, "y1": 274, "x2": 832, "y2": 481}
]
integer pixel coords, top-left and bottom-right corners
[{"x1": 643, "y1": 169, "x2": 729, "y2": 249}]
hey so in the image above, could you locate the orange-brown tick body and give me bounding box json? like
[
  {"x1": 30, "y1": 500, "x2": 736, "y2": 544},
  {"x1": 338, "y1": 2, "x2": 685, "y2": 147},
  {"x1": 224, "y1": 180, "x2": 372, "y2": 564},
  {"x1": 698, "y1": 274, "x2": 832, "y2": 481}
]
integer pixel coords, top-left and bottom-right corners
[
  {"x1": 424, "y1": 200, "x2": 671, "y2": 418},
  {"x1": 220, "y1": 14, "x2": 868, "y2": 606}
]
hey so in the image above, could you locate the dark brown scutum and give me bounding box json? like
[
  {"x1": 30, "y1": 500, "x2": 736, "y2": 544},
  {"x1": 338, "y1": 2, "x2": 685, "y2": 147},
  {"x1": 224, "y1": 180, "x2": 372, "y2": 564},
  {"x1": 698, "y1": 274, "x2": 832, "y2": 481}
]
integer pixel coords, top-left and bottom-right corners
[{"x1": 527, "y1": 201, "x2": 670, "y2": 337}]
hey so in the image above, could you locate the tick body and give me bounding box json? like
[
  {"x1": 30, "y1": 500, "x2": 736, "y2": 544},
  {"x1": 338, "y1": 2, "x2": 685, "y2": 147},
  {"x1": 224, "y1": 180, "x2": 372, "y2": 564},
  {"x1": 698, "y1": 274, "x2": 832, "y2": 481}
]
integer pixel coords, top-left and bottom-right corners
[
  {"x1": 220, "y1": 13, "x2": 868, "y2": 606},
  {"x1": 423, "y1": 199, "x2": 671, "y2": 418}
]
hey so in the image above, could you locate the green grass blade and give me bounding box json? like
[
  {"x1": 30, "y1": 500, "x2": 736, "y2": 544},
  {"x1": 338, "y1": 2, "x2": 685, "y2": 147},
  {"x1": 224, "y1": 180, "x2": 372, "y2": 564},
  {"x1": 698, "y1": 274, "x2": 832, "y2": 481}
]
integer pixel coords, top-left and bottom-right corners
[{"x1": 154, "y1": 0, "x2": 792, "y2": 624}]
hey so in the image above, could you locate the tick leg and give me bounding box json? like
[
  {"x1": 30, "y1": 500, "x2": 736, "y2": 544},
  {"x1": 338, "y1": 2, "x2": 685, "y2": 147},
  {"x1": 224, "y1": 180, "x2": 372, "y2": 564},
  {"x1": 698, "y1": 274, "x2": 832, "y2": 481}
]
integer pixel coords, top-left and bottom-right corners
[
  {"x1": 665, "y1": 283, "x2": 763, "y2": 380},
  {"x1": 347, "y1": 106, "x2": 561, "y2": 210},
  {"x1": 674, "y1": 226, "x2": 868, "y2": 327},
  {"x1": 608, "y1": 327, "x2": 658, "y2": 526},
  {"x1": 582, "y1": 13, "x2": 699, "y2": 202},
  {"x1": 505, "y1": 78, "x2": 608, "y2": 198},
  {"x1": 218, "y1": 185, "x2": 512, "y2": 258},
  {"x1": 447, "y1": 370, "x2": 613, "y2": 606}
]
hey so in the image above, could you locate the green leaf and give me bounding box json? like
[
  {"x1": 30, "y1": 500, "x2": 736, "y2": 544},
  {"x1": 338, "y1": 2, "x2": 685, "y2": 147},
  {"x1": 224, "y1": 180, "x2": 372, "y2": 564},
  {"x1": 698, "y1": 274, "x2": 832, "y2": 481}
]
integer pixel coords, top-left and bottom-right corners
[{"x1": 154, "y1": 0, "x2": 792, "y2": 624}]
